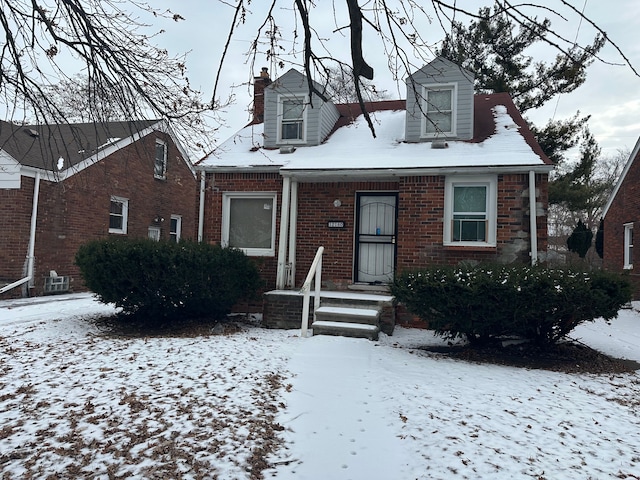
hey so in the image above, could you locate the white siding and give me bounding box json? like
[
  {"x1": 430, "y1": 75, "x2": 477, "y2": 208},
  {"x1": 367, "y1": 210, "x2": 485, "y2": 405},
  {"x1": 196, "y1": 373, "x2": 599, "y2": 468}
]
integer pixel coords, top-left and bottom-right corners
[
  {"x1": 0, "y1": 151, "x2": 21, "y2": 189},
  {"x1": 405, "y1": 57, "x2": 475, "y2": 142},
  {"x1": 263, "y1": 69, "x2": 339, "y2": 148}
]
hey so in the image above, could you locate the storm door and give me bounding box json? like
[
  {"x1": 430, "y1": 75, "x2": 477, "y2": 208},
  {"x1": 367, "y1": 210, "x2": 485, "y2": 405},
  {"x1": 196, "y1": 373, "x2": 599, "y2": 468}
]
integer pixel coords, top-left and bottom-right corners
[{"x1": 355, "y1": 193, "x2": 398, "y2": 283}]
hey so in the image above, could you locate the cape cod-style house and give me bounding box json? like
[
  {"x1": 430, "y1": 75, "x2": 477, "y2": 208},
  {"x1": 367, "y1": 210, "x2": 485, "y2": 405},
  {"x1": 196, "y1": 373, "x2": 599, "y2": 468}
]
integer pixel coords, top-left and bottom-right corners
[
  {"x1": 602, "y1": 136, "x2": 640, "y2": 299},
  {"x1": 0, "y1": 120, "x2": 196, "y2": 299},
  {"x1": 196, "y1": 57, "x2": 554, "y2": 337}
]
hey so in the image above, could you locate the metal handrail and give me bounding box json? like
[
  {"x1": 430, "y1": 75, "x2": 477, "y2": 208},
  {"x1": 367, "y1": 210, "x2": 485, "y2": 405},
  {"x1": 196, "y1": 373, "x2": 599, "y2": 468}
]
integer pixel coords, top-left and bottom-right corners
[{"x1": 300, "y1": 246, "x2": 324, "y2": 337}]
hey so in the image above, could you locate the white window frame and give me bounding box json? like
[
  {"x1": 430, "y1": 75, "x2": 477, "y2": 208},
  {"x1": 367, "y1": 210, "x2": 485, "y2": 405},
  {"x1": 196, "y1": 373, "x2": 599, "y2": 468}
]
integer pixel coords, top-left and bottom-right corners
[
  {"x1": 169, "y1": 215, "x2": 182, "y2": 243},
  {"x1": 277, "y1": 95, "x2": 307, "y2": 144},
  {"x1": 222, "y1": 192, "x2": 277, "y2": 256},
  {"x1": 154, "y1": 139, "x2": 167, "y2": 179},
  {"x1": 443, "y1": 175, "x2": 497, "y2": 247},
  {"x1": 624, "y1": 222, "x2": 634, "y2": 269},
  {"x1": 421, "y1": 83, "x2": 457, "y2": 138},
  {"x1": 148, "y1": 226, "x2": 161, "y2": 241},
  {"x1": 109, "y1": 196, "x2": 129, "y2": 234}
]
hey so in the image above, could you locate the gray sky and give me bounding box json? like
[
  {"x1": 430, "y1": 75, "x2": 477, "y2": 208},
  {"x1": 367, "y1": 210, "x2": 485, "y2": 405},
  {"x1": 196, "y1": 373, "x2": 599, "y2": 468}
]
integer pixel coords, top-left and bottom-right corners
[{"x1": 143, "y1": 1, "x2": 640, "y2": 160}]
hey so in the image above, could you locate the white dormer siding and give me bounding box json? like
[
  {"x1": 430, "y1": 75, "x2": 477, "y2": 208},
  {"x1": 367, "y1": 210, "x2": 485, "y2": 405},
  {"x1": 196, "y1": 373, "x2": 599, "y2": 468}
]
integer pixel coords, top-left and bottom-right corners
[
  {"x1": 263, "y1": 69, "x2": 340, "y2": 148},
  {"x1": 405, "y1": 57, "x2": 475, "y2": 143}
]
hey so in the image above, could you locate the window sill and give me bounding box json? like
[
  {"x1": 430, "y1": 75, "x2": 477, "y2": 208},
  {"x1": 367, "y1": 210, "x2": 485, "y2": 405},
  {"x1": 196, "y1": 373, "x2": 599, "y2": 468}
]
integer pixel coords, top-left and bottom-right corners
[
  {"x1": 624, "y1": 265, "x2": 633, "y2": 270},
  {"x1": 443, "y1": 243, "x2": 497, "y2": 252},
  {"x1": 108, "y1": 230, "x2": 127, "y2": 235}
]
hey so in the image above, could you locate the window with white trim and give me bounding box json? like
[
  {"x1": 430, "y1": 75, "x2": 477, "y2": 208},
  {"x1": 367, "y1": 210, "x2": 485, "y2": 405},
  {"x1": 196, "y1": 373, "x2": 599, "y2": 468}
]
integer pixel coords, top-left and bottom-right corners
[
  {"x1": 148, "y1": 226, "x2": 161, "y2": 241},
  {"x1": 222, "y1": 193, "x2": 277, "y2": 256},
  {"x1": 444, "y1": 176, "x2": 497, "y2": 246},
  {"x1": 278, "y1": 96, "x2": 306, "y2": 143},
  {"x1": 624, "y1": 223, "x2": 633, "y2": 269},
  {"x1": 422, "y1": 84, "x2": 457, "y2": 137},
  {"x1": 154, "y1": 139, "x2": 167, "y2": 179},
  {"x1": 109, "y1": 196, "x2": 128, "y2": 234},
  {"x1": 169, "y1": 215, "x2": 182, "y2": 243}
]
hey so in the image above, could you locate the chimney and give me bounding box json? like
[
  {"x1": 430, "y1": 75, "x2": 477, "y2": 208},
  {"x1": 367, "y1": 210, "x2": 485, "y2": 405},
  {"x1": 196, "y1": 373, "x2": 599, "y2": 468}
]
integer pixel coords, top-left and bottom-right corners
[{"x1": 252, "y1": 67, "x2": 271, "y2": 124}]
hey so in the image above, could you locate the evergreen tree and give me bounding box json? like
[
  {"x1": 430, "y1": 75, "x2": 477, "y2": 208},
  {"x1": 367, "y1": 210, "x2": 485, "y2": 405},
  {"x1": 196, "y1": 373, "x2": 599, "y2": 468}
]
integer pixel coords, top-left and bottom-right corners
[
  {"x1": 438, "y1": 2, "x2": 604, "y2": 114},
  {"x1": 567, "y1": 220, "x2": 593, "y2": 259}
]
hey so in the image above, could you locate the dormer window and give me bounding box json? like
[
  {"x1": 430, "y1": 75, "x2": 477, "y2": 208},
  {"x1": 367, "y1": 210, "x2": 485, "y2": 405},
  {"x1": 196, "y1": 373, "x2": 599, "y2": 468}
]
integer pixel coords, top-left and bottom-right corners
[
  {"x1": 278, "y1": 95, "x2": 306, "y2": 143},
  {"x1": 422, "y1": 84, "x2": 457, "y2": 138}
]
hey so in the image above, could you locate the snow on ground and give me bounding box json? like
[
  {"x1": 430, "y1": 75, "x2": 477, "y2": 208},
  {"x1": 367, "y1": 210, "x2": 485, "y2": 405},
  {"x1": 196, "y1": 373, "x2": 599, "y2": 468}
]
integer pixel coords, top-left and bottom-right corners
[{"x1": 1, "y1": 294, "x2": 640, "y2": 479}]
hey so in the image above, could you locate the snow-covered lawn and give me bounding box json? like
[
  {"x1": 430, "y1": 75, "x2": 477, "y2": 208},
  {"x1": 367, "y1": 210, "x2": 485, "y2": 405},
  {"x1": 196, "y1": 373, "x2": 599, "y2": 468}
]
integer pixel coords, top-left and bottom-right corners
[{"x1": 1, "y1": 293, "x2": 639, "y2": 479}]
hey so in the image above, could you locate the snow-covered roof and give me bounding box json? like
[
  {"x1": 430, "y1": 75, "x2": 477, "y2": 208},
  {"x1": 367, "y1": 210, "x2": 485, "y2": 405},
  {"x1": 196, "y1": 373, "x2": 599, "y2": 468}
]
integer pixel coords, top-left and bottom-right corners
[{"x1": 198, "y1": 93, "x2": 553, "y2": 178}]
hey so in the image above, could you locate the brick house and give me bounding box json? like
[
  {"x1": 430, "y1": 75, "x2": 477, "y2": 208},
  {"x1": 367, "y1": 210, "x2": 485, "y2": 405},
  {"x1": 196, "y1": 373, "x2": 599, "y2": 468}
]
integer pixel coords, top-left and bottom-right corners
[
  {"x1": 602, "y1": 137, "x2": 640, "y2": 299},
  {"x1": 0, "y1": 120, "x2": 197, "y2": 299},
  {"x1": 196, "y1": 58, "x2": 553, "y2": 335}
]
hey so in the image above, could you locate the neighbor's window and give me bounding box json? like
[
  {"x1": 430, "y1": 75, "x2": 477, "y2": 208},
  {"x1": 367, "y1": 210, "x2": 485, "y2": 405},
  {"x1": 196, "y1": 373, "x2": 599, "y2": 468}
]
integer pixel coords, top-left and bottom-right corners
[
  {"x1": 169, "y1": 215, "x2": 182, "y2": 243},
  {"x1": 624, "y1": 223, "x2": 634, "y2": 269},
  {"x1": 279, "y1": 96, "x2": 306, "y2": 142},
  {"x1": 422, "y1": 84, "x2": 456, "y2": 137},
  {"x1": 154, "y1": 139, "x2": 167, "y2": 179},
  {"x1": 222, "y1": 193, "x2": 277, "y2": 256},
  {"x1": 148, "y1": 226, "x2": 161, "y2": 241},
  {"x1": 444, "y1": 176, "x2": 496, "y2": 246},
  {"x1": 109, "y1": 196, "x2": 129, "y2": 234}
]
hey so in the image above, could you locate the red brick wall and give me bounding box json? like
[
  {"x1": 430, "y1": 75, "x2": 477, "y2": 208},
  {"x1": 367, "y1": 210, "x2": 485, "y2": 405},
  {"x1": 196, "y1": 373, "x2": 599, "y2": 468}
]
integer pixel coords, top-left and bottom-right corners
[
  {"x1": 395, "y1": 173, "x2": 547, "y2": 270},
  {"x1": 603, "y1": 151, "x2": 640, "y2": 299},
  {"x1": 201, "y1": 172, "x2": 283, "y2": 290},
  {"x1": 294, "y1": 181, "x2": 399, "y2": 288},
  {"x1": 1, "y1": 131, "x2": 197, "y2": 298},
  {"x1": 201, "y1": 172, "x2": 548, "y2": 292},
  {"x1": 0, "y1": 178, "x2": 35, "y2": 284}
]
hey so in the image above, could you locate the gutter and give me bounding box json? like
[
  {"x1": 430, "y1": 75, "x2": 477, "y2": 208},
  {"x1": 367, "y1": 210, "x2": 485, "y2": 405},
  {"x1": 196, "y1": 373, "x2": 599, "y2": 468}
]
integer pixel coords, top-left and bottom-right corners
[{"x1": 280, "y1": 164, "x2": 554, "y2": 181}]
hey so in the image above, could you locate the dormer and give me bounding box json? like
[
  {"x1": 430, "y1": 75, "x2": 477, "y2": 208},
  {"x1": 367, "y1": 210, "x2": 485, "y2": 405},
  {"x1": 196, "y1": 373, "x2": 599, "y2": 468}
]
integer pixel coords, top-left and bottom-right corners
[
  {"x1": 405, "y1": 57, "x2": 475, "y2": 143},
  {"x1": 262, "y1": 69, "x2": 340, "y2": 148}
]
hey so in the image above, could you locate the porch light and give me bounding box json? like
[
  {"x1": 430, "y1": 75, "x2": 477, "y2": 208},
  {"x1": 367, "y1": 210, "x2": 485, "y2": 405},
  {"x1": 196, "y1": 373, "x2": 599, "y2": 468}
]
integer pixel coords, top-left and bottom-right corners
[{"x1": 333, "y1": 199, "x2": 342, "y2": 207}]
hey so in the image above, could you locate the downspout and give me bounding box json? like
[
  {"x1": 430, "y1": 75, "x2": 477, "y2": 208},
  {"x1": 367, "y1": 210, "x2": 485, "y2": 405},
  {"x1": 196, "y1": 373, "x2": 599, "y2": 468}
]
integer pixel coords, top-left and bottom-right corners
[
  {"x1": 0, "y1": 172, "x2": 40, "y2": 295},
  {"x1": 0, "y1": 173, "x2": 38, "y2": 295},
  {"x1": 276, "y1": 176, "x2": 291, "y2": 289},
  {"x1": 287, "y1": 180, "x2": 298, "y2": 288},
  {"x1": 529, "y1": 170, "x2": 538, "y2": 265},
  {"x1": 197, "y1": 170, "x2": 207, "y2": 242}
]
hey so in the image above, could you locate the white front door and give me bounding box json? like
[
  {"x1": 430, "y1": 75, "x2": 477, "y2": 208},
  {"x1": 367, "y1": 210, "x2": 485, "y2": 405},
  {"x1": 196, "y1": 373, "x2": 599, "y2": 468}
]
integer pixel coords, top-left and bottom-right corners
[{"x1": 355, "y1": 193, "x2": 397, "y2": 283}]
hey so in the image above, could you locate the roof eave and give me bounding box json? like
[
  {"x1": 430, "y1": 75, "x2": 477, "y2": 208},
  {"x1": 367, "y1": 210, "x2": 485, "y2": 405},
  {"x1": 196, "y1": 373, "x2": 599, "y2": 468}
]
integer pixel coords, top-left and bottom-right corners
[{"x1": 281, "y1": 164, "x2": 554, "y2": 181}]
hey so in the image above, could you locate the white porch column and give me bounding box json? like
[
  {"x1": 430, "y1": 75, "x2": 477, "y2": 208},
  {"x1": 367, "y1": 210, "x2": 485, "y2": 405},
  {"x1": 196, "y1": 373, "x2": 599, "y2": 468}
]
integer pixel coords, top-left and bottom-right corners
[
  {"x1": 197, "y1": 170, "x2": 206, "y2": 242},
  {"x1": 276, "y1": 176, "x2": 291, "y2": 289},
  {"x1": 529, "y1": 170, "x2": 538, "y2": 265},
  {"x1": 287, "y1": 180, "x2": 298, "y2": 288}
]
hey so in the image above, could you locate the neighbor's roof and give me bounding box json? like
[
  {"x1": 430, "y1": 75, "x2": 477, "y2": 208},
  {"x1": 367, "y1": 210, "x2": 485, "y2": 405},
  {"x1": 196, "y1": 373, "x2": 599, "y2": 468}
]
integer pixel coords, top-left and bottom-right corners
[
  {"x1": 0, "y1": 119, "x2": 159, "y2": 171},
  {"x1": 197, "y1": 93, "x2": 553, "y2": 175}
]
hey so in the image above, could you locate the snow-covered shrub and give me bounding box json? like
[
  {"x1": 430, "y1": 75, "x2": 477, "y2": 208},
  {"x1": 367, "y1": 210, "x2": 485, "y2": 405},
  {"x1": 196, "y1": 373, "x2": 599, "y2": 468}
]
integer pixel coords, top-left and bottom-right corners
[
  {"x1": 76, "y1": 238, "x2": 262, "y2": 324},
  {"x1": 391, "y1": 264, "x2": 631, "y2": 346}
]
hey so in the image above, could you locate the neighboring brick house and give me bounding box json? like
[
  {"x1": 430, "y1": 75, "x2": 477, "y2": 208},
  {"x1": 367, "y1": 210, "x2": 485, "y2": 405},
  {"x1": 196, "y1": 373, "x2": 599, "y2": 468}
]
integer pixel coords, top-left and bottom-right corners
[
  {"x1": 602, "y1": 137, "x2": 640, "y2": 299},
  {"x1": 196, "y1": 57, "x2": 553, "y2": 302},
  {"x1": 0, "y1": 120, "x2": 196, "y2": 298}
]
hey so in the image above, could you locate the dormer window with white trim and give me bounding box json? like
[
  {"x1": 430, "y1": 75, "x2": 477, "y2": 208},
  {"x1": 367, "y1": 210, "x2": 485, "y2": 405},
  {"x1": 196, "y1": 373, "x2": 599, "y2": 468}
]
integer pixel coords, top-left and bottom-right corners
[
  {"x1": 422, "y1": 84, "x2": 457, "y2": 138},
  {"x1": 278, "y1": 95, "x2": 306, "y2": 143}
]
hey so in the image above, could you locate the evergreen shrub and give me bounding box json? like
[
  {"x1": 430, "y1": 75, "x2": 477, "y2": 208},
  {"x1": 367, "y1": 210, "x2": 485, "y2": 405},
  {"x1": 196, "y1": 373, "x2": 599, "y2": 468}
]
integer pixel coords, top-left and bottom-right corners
[
  {"x1": 75, "y1": 238, "x2": 262, "y2": 324},
  {"x1": 391, "y1": 264, "x2": 631, "y2": 346}
]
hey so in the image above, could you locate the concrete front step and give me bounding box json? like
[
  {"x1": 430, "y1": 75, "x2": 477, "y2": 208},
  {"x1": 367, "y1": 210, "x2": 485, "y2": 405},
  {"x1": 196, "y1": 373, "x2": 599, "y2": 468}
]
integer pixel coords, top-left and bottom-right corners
[
  {"x1": 312, "y1": 320, "x2": 380, "y2": 340},
  {"x1": 314, "y1": 306, "x2": 379, "y2": 325}
]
